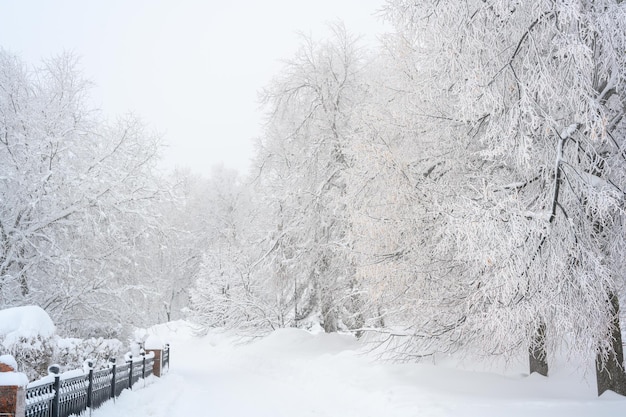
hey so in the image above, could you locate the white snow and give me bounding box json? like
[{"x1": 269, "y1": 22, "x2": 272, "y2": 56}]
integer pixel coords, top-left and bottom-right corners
[
  {"x1": 0, "y1": 371, "x2": 28, "y2": 387},
  {"x1": 89, "y1": 321, "x2": 626, "y2": 417},
  {"x1": 144, "y1": 334, "x2": 165, "y2": 350},
  {"x1": 559, "y1": 123, "x2": 579, "y2": 139},
  {"x1": 0, "y1": 354, "x2": 28, "y2": 387},
  {"x1": 0, "y1": 306, "x2": 55, "y2": 345},
  {"x1": 27, "y1": 366, "x2": 86, "y2": 388},
  {"x1": 0, "y1": 354, "x2": 18, "y2": 370}
]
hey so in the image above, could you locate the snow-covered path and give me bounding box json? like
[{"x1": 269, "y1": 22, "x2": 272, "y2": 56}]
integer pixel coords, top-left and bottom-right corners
[{"x1": 92, "y1": 323, "x2": 626, "y2": 417}]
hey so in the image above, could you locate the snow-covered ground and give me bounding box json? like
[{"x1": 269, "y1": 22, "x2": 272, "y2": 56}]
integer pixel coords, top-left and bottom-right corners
[{"x1": 93, "y1": 321, "x2": 625, "y2": 417}]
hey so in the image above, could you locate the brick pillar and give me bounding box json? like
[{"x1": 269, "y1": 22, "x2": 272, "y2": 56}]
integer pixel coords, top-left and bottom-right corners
[
  {"x1": 0, "y1": 356, "x2": 27, "y2": 417},
  {"x1": 146, "y1": 349, "x2": 162, "y2": 377}
]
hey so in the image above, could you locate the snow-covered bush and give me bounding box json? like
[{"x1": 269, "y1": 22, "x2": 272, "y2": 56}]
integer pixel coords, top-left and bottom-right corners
[
  {"x1": 0, "y1": 306, "x2": 56, "y2": 380},
  {"x1": 54, "y1": 337, "x2": 125, "y2": 372},
  {"x1": 0, "y1": 305, "x2": 127, "y2": 380},
  {"x1": 65, "y1": 321, "x2": 126, "y2": 340},
  {"x1": 2, "y1": 336, "x2": 56, "y2": 381}
]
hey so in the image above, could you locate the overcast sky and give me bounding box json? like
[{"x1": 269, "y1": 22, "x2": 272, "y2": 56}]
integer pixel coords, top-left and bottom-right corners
[{"x1": 0, "y1": 0, "x2": 389, "y2": 177}]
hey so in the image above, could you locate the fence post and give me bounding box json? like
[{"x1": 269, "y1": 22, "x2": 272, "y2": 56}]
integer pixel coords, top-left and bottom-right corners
[
  {"x1": 127, "y1": 355, "x2": 133, "y2": 390},
  {"x1": 145, "y1": 348, "x2": 162, "y2": 377},
  {"x1": 48, "y1": 365, "x2": 61, "y2": 417},
  {"x1": 86, "y1": 360, "x2": 94, "y2": 409},
  {"x1": 141, "y1": 351, "x2": 146, "y2": 380},
  {"x1": 145, "y1": 335, "x2": 167, "y2": 378},
  {"x1": 0, "y1": 355, "x2": 27, "y2": 417},
  {"x1": 109, "y1": 358, "x2": 116, "y2": 400}
]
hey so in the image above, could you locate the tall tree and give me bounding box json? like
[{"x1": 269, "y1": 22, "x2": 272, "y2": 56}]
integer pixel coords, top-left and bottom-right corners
[
  {"x1": 382, "y1": 0, "x2": 626, "y2": 393},
  {"x1": 254, "y1": 24, "x2": 369, "y2": 332}
]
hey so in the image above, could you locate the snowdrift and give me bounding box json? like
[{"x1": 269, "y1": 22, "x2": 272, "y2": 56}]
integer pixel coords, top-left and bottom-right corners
[{"x1": 91, "y1": 322, "x2": 626, "y2": 417}]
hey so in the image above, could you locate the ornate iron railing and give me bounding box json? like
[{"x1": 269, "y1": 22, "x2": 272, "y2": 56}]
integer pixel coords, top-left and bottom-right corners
[
  {"x1": 90, "y1": 367, "x2": 113, "y2": 410},
  {"x1": 130, "y1": 358, "x2": 144, "y2": 387},
  {"x1": 25, "y1": 345, "x2": 170, "y2": 417},
  {"x1": 58, "y1": 374, "x2": 89, "y2": 417},
  {"x1": 114, "y1": 362, "x2": 131, "y2": 397},
  {"x1": 144, "y1": 354, "x2": 154, "y2": 378},
  {"x1": 25, "y1": 380, "x2": 55, "y2": 417}
]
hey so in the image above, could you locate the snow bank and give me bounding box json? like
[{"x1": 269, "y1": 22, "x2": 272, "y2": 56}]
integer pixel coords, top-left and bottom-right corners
[
  {"x1": 135, "y1": 320, "x2": 194, "y2": 342},
  {"x1": 134, "y1": 320, "x2": 193, "y2": 354},
  {"x1": 0, "y1": 305, "x2": 55, "y2": 345},
  {"x1": 250, "y1": 327, "x2": 357, "y2": 356},
  {"x1": 89, "y1": 322, "x2": 626, "y2": 417}
]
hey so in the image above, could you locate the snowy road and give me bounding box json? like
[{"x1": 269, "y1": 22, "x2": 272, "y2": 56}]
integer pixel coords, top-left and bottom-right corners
[{"x1": 92, "y1": 322, "x2": 626, "y2": 417}]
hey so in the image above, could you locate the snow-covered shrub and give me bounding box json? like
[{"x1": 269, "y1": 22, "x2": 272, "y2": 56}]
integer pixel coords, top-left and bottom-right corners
[
  {"x1": 0, "y1": 306, "x2": 57, "y2": 381},
  {"x1": 68, "y1": 321, "x2": 126, "y2": 340},
  {"x1": 1, "y1": 335, "x2": 56, "y2": 381},
  {"x1": 0, "y1": 306, "x2": 128, "y2": 380},
  {"x1": 54, "y1": 337, "x2": 124, "y2": 372}
]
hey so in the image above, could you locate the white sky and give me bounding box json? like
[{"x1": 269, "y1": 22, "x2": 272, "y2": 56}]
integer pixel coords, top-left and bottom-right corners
[{"x1": 0, "y1": 0, "x2": 389, "y2": 177}]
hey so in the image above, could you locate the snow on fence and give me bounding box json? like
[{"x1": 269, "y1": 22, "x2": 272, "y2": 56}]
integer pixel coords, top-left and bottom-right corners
[
  {"x1": 1, "y1": 344, "x2": 169, "y2": 417},
  {"x1": 162, "y1": 345, "x2": 170, "y2": 371}
]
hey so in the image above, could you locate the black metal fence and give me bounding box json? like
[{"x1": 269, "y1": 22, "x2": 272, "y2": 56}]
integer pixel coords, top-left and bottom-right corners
[{"x1": 25, "y1": 345, "x2": 170, "y2": 417}]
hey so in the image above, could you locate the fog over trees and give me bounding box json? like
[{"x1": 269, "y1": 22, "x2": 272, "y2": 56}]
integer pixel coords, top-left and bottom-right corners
[{"x1": 1, "y1": 0, "x2": 625, "y2": 396}]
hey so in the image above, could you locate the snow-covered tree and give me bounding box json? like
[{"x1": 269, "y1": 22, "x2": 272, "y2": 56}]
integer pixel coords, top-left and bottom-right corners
[
  {"x1": 253, "y1": 24, "x2": 370, "y2": 332},
  {"x1": 188, "y1": 166, "x2": 272, "y2": 333},
  {"x1": 0, "y1": 50, "x2": 165, "y2": 336},
  {"x1": 381, "y1": 0, "x2": 626, "y2": 394},
  {"x1": 132, "y1": 169, "x2": 213, "y2": 325}
]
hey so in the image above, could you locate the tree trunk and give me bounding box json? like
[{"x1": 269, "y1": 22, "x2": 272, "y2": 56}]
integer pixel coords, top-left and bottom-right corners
[
  {"x1": 529, "y1": 321, "x2": 549, "y2": 376},
  {"x1": 595, "y1": 291, "x2": 626, "y2": 396},
  {"x1": 321, "y1": 301, "x2": 338, "y2": 333}
]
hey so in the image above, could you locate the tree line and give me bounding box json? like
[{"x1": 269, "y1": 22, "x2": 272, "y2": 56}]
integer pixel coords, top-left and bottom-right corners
[{"x1": 190, "y1": 0, "x2": 626, "y2": 396}]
